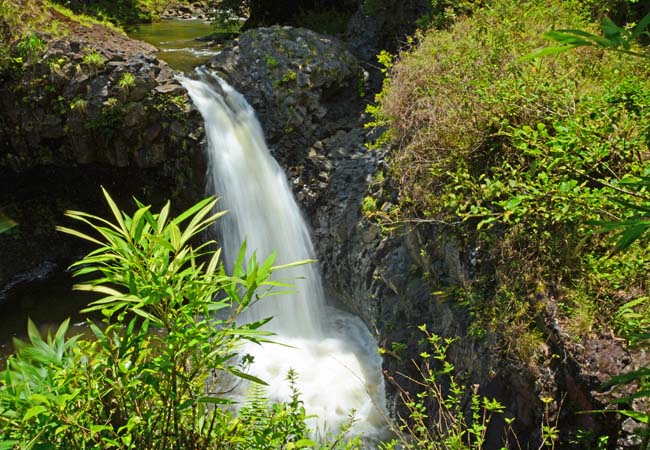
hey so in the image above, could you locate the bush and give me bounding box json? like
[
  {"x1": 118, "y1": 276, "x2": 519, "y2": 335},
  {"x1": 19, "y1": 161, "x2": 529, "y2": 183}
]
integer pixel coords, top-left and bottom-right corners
[
  {"x1": 0, "y1": 190, "x2": 349, "y2": 449},
  {"x1": 371, "y1": 0, "x2": 650, "y2": 358}
]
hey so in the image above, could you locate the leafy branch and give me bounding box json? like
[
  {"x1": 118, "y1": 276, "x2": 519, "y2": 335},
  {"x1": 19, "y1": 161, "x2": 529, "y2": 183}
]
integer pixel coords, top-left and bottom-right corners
[{"x1": 520, "y1": 12, "x2": 650, "y2": 60}]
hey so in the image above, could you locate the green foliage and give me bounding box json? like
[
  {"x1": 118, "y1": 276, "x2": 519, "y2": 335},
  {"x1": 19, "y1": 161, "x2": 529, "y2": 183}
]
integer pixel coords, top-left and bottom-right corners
[
  {"x1": 380, "y1": 326, "x2": 509, "y2": 450},
  {"x1": 362, "y1": 196, "x2": 378, "y2": 215},
  {"x1": 417, "y1": 0, "x2": 488, "y2": 30},
  {"x1": 70, "y1": 97, "x2": 89, "y2": 114},
  {"x1": 82, "y1": 49, "x2": 105, "y2": 71},
  {"x1": 0, "y1": 211, "x2": 16, "y2": 234},
  {"x1": 49, "y1": 0, "x2": 170, "y2": 26},
  {"x1": 210, "y1": 0, "x2": 250, "y2": 30},
  {"x1": 265, "y1": 54, "x2": 279, "y2": 68},
  {"x1": 0, "y1": 190, "x2": 323, "y2": 448},
  {"x1": 0, "y1": 190, "x2": 367, "y2": 448},
  {"x1": 370, "y1": 0, "x2": 650, "y2": 358},
  {"x1": 117, "y1": 72, "x2": 136, "y2": 90},
  {"x1": 15, "y1": 34, "x2": 46, "y2": 65},
  {"x1": 522, "y1": 11, "x2": 650, "y2": 60},
  {"x1": 589, "y1": 365, "x2": 650, "y2": 448}
]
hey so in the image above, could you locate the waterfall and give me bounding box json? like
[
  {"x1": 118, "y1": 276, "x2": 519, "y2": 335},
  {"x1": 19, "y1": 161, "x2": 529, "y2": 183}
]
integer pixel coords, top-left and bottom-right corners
[{"x1": 179, "y1": 70, "x2": 389, "y2": 442}]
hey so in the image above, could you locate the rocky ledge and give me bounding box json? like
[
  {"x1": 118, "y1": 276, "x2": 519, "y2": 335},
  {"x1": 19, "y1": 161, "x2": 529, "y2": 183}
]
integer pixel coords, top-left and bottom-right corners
[
  {"x1": 0, "y1": 9, "x2": 204, "y2": 290},
  {"x1": 208, "y1": 25, "x2": 363, "y2": 212}
]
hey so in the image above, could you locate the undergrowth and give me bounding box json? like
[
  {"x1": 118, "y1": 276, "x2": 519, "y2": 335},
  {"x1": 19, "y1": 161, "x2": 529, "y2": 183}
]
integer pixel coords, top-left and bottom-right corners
[
  {"x1": 0, "y1": 191, "x2": 362, "y2": 449},
  {"x1": 369, "y1": 0, "x2": 650, "y2": 361}
]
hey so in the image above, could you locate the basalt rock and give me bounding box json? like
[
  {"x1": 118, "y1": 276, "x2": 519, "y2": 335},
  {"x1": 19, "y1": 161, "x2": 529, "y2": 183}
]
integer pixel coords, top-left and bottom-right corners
[
  {"x1": 208, "y1": 26, "x2": 362, "y2": 212},
  {"x1": 0, "y1": 12, "x2": 204, "y2": 291}
]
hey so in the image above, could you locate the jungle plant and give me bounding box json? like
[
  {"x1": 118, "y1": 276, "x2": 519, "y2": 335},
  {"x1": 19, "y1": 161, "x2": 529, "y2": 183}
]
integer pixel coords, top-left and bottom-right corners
[
  {"x1": 519, "y1": 11, "x2": 650, "y2": 447},
  {"x1": 0, "y1": 189, "x2": 311, "y2": 448},
  {"x1": 117, "y1": 72, "x2": 136, "y2": 91},
  {"x1": 521, "y1": 11, "x2": 650, "y2": 60},
  {"x1": 380, "y1": 326, "x2": 507, "y2": 450},
  {"x1": 82, "y1": 48, "x2": 105, "y2": 72},
  {"x1": 70, "y1": 97, "x2": 89, "y2": 114},
  {"x1": 15, "y1": 33, "x2": 46, "y2": 66},
  {"x1": 368, "y1": 0, "x2": 650, "y2": 363}
]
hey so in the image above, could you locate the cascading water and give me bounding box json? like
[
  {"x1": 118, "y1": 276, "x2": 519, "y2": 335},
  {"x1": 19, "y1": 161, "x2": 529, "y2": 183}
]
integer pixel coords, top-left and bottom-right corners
[{"x1": 179, "y1": 69, "x2": 389, "y2": 442}]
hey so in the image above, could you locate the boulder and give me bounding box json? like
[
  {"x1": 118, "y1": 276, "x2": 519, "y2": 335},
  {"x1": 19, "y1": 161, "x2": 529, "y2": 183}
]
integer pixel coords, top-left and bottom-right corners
[{"x1": 208, "y1": 26, "x2": 362, "y2": 212}]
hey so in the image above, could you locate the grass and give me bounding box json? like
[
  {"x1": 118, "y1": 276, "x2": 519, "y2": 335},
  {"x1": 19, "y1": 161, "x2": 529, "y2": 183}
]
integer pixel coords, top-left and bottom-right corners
[
  {"x1": 118, "y1": 71, "x2": 136, "y2": 90},
  {"x1": 82, "y1": 48, "x2": 105, "y2": 70},
  {"x1": 48, "y1": 0, "x2": 176, "y2": 27},
  {"x1": 371, "y1": 0, "x2": 650, "y2": 361}
]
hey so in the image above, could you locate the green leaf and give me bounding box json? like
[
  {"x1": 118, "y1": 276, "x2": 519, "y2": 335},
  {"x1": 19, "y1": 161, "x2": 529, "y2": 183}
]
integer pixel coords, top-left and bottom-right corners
[
  {"x1": 169, "y1": 221, "x2": 182, "y2": 251},
  {"x1": 614, "y1": 223, "x2": 649, "y2": 252},
  {"x1": 631, "y1": 12, "x2": 650, "y2": 40},
  {"x1": 102, "y1": 187, "x2": 129, "y2": 238},
  {"x1": 157, "y1": 201, "x2": 171, "y2": 231},
  {"x1": 198, "y1": 396, "x2": 234, "y2": 405},
  {"x1": 0, "y1": 441, "x2": 19, "y2": 450},
  {"x1": 130, "y1": 205, "x2": 151, "y2": 243},
  {"x1": 611, "y1": 390, "x2": 650, "y2": 404},
  {"x1": 54, "y1": 318, "x2": 70, "y2": 343},
  {"x1": 619, "y1": 410, "x2": 650, "y2": 424},
  {"x1": 228, "y1": 367, "x2": 269, "y2": 385},
  {"x1": 56, "y1": 226, "x2": 104, "y2": 246},
  {"x1": 172, "y1": 196, "x2": 215, "y2": 225},
  {"x1": 23, "y1": 405, "x2": 47, "y2": 421},
  {"x1": 602, "y1": 367, "x2": 650, "y2": 389},
  {"x1": 0, "y1": 213, "x2": 16, "y2": 233},
  {"x1": 90, "y1": 424, "x2": 113, "y2": 437},
  {"x1": 543, "y1": 30, "x2": 592, "y2": 46},
  {"x1": 74, "y1": 284, "x2": 124, "y2": 296},
  {"x1": 26, "y1": 318, "x2": 42, "y2": 345},
  {"x1": 296, "y1": 438, "x2": 317, "y2": 448},
  {"x1": 271, "y1": 259, "x2": 314, "y2": 272}
]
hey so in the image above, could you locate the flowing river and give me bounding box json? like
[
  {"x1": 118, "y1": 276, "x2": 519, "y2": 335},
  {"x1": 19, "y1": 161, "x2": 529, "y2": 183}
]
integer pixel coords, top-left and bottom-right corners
[{"x1": 179, "y1": 70, "x2": 390, "y2": 443}]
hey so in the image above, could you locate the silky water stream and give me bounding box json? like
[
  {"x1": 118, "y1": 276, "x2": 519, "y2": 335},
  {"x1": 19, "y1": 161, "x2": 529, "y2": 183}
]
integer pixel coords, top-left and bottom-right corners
[{"x1": 179, "y1": 70, "x2": 390, "y2": 443}]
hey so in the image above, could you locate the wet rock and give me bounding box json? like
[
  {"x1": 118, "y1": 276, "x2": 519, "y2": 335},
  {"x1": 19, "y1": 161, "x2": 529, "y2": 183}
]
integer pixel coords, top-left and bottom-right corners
[{"x1": 154, "y1": 82, "x2": 185, "y2": 95}]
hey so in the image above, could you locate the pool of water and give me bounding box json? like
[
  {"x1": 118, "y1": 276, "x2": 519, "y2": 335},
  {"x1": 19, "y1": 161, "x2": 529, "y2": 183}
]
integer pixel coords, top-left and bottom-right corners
[
  {"x1": 0, "y1": 268, "x2": 100, "y2": 362},
  {"x1": 127, "y1": 19, "x2": 222, "y2": 72}
]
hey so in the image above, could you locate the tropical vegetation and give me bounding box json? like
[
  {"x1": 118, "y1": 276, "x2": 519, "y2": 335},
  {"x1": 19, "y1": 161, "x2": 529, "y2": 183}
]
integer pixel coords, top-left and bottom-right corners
[{"x1": 0, "y1": 191, "x2": 355, "y2": 449}]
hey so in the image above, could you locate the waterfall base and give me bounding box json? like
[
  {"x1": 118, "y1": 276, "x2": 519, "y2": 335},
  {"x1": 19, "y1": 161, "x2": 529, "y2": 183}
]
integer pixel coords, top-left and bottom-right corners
[{"x1": 238, "y1": 305, "x2": 390, "y2": 444}]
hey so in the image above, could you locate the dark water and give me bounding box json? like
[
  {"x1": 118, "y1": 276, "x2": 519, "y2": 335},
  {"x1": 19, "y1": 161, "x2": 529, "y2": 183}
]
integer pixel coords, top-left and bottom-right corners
[
  {"x1": 0, "y1": 269, "x2": 99, "y2": 362},
  {"x1": 127, "y1": 19, "x2": 221, "y2": 72}
]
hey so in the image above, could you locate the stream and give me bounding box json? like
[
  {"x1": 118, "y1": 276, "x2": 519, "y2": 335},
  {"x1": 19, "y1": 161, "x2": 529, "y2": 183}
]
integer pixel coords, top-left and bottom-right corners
[{"x1": 127, "y1": 19, "x2": 222, "y2": 72}]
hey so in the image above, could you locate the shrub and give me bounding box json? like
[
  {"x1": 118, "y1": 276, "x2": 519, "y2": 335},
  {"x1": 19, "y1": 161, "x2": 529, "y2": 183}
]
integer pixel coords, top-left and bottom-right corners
[
  {"x1": 82, "y1": 48, "x2": 105, "y2": 71},
  {"x1": 117, "y1": 72, "x2": 136, "y2": 90},
  {"x1": 0, "y1": 190, "x2": 324, "y2": 448},
  {"x1": 370, "y1": 0, "x2": 650, "y2": 358}
]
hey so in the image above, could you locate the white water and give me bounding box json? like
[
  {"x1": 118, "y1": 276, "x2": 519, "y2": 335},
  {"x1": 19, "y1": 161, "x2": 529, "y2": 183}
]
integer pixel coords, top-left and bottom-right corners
[{"x1": 179, "y1": 70, "x2": 389, "y2": 442}]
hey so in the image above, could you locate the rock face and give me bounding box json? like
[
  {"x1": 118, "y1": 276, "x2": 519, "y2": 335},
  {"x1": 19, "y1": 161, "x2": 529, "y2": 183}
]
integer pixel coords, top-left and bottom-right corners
[
  {"x1": 0, "y1": 11, "x2": 204, "y2": 292},
  {"x1": 208, "y1": 25, "x2": 362, "y2": 212},
  {"x1": 211, "y1": 23, "x2": 645, "y2": 449},
  {"x1": 161, "y1": 1, "x2": 212, "y2": 20}
]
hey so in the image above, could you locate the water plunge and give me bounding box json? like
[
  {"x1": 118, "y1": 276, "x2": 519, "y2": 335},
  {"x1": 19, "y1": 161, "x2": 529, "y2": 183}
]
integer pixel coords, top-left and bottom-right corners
[{"x1": 179, "y1": 70, "x2": 389, "y2": 441}]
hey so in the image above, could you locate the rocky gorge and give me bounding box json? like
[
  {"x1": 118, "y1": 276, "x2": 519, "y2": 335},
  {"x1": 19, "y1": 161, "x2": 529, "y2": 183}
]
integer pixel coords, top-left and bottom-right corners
[{"x1": 0, "y1": 1, "x2": 646, "y2": 448}]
